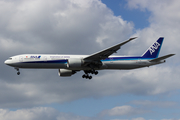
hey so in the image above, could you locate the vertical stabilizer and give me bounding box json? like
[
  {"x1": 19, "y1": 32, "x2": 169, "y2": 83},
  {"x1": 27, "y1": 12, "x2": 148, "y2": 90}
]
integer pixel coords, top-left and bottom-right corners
[{"x1": 141, "y1": 37, "x2": 164, "y2": 58}]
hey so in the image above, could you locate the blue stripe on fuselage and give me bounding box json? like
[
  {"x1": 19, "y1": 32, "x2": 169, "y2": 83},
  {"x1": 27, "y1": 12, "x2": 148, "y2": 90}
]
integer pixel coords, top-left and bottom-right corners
[
  {"x1": 102, "y1": 56, "x2": 153, "y2": 61},
  {"x1": 21, "y1": 59, "x2": 68, "y2": 64}
]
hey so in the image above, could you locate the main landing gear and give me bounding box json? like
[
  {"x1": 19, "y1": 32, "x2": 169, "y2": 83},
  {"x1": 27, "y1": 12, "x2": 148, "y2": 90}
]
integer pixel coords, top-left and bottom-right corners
[
  {"x1": 82, "y1": 70, "x2": 98, "y2": 79},
  {"x1": 82, "y1": 74, "x2": 92, "y2": 79},
  {"x1": 15, "y1": 68, "x2": 20, "y2": 75}
]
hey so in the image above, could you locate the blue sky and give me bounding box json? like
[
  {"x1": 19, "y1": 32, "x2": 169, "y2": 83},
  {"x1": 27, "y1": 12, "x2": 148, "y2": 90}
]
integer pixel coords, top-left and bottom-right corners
[
  {"x1": 101, "y1": 0, "x2": 150, "y2": 29},
  {"x1": 1, "y1": 0, "x2": 180, "y2": 120}
]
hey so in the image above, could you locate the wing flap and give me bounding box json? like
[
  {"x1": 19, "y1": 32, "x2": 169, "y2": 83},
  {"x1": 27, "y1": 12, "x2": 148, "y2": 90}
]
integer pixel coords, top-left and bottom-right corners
[
  {"x1": 84, "y1": 37, "x2": 137, "y2": 60},
  {"x1": 149, "y1": 54, "x2": 175, "y2": 62}
]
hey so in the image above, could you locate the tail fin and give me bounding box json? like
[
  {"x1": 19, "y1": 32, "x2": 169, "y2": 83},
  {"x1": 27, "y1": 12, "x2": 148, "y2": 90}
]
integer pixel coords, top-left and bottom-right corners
[{"x1": 141, "y1": 37, "x2": 164, "y2": 58}]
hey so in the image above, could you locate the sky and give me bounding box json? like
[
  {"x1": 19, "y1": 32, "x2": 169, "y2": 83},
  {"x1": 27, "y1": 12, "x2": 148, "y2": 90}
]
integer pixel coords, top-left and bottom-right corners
[{"x1": 0, "y1": 0, "x2": 180, "y2": 120}]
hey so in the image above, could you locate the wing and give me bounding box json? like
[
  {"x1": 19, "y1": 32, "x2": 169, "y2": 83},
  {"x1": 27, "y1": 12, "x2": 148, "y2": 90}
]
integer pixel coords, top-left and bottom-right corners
[
  {"x1": 149, "y1": 54, "x2": 175, "y2": 62},
  {"x1": 84, "y1": 37, "x2": 137, "y2": 61}
]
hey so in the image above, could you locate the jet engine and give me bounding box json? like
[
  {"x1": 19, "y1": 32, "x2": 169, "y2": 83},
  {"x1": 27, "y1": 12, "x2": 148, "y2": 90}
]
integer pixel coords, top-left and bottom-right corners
[
  {"x1": 67, "y1": 58, "x2": 83, "y2": 68},
  {"x1": 58, "y1": 69, "x2": 76, "y2": 77}
]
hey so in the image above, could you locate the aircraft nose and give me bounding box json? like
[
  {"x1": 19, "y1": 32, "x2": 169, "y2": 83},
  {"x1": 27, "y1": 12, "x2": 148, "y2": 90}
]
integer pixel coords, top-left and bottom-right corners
[
  {"x1": 4, "y1": 60, "x2": 8, "y2": 64},
  {"x1": 4, "y1": 59, "x2": 11, "y2": 65}
]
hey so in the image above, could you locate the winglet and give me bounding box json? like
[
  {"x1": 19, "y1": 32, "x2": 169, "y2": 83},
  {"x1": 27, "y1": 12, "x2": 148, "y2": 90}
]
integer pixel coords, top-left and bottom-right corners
[
  {"x1": 129, "y1": 37, "x2": 138, "y2": 40},
  {"x1": 119, "y1": 37, "x2": 137, "y2": 47}
]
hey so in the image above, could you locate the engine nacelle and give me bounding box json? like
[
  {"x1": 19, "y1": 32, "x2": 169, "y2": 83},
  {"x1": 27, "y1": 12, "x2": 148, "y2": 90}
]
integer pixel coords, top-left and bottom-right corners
[
  {"x1": 58, "y1": 69, "x2": 75, "y2": 77},
  {"x1": 67, "y1": 58, "x2": 83, "y2": 68}
]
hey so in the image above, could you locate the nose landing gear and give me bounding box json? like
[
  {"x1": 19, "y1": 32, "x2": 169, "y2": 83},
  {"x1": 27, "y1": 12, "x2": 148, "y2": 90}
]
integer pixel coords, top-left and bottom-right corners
[{"x1": 15, "y1": 68, "x2": 20, "y2": 75}]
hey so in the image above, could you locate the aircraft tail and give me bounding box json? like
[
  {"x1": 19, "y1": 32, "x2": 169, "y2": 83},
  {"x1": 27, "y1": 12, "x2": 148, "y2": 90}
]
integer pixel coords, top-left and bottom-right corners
[{"x1": 141, "y1": 37, "x2": 164, "y2": 58}]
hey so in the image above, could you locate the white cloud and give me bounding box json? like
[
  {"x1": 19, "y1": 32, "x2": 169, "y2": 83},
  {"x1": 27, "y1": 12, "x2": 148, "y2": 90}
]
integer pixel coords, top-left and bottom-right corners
[
  {"x1": 131, "y1": 118, "x2": 146, "y2": 120},
  {"x1": 0, "y1": 107, "x2": 97, "y2": 120},
  {"x1": 101, "y1": 105, "x2": 147, "y2": 116},
  {"x1": 0, "y1": 107, "x2": 151, "y2": 120},
  {"x1": 0, "y1": 0, "x2": 135, "y2": 108},
  {"x1": 127, "y1": 0, "x2": 180, "y2": 55},
  {"x1": 131, "y1": 100, "x2": 177, "y2": 108},
  {"x1": 0, "y1": 37, "x2": 24, "y2": 51},
  {"x1": 0, "y1": 107, "x2": 58, "y2": 120},
  {"x1": 0, "y1": 0, "x2": 133, "y2": 55},
  {"x1": 0, "y1": 1, "x2": 180, "y2": 119}
]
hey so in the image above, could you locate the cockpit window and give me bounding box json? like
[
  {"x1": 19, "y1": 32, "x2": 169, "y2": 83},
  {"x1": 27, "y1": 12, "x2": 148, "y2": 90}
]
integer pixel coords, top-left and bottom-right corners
[{"x1": 8, "y1": 58, "x2": 12, "y2": 60}]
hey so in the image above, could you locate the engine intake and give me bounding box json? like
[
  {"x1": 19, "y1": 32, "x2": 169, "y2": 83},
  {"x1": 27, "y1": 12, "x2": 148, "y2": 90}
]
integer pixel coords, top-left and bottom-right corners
[{"x1": 58, "y1": 69, "x2": 76, "y2": 77}]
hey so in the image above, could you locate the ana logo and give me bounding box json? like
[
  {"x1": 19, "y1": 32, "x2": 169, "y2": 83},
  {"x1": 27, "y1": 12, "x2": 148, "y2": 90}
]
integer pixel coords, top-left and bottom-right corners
[
  {"x1": 149, "y1": 42, "x2": 160, "y2": 55},
  {"x1": 30, "y1": 56, "x2": 41, "y2": 58}
]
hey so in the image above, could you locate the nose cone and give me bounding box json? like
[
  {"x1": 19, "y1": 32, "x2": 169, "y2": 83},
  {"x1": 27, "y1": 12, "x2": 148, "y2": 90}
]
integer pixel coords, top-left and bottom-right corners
[
  {"x1": 4, "y1": 59, "x2": 12, "y2": 65},
  {"x1": 5, "y1": 57, "x2": 15, "y2": 67},
  {"x1": 4, "y1": 60, "x2": 9, "y2": 65}
]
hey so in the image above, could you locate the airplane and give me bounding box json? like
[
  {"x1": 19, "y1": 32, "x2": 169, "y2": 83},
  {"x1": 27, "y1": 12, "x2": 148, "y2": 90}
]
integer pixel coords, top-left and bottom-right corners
[{"x1": 4, "y1": 37, "x2": 175, "y2": 79}]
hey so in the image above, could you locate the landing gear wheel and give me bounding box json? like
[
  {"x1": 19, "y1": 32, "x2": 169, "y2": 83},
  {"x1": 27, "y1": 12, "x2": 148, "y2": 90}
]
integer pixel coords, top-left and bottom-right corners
[
  {"x1": 17, "y1": 72, "x2": 20, "y2": 75},
  {"x1": 82, "y1": 74, "x2": 85, "y2": 78},
  {"x1": 85, "y1": 75, "x2": 89, "y2": 79},
  {"x1": 83, "y1": 70, "x2": 99, "y2": 79},
  {"x1": 15, "y1": 68, "x2": 20, "y2": 75},
  {"x1": 95, "y1": 71, "x2": 98, "y2": 75},
  {"x1": 82, "y1": 74, "x2": 93, "y2": 79}
]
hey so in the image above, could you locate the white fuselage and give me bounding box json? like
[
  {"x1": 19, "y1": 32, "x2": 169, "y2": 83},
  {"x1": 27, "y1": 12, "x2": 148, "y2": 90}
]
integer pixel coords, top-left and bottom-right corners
[
  {"x1": 4, "y1": 54, "x2": 163, "y2": 70},
  {"x1": 4, "y1": 37, "x2": 174, "y2": 79}
]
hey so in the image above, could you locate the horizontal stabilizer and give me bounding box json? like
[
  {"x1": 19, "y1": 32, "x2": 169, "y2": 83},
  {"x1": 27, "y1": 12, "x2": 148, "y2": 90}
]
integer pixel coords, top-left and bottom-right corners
[{"x1": 149, "y1": 54, "x2": 175, "y2": 62}]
